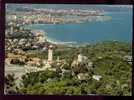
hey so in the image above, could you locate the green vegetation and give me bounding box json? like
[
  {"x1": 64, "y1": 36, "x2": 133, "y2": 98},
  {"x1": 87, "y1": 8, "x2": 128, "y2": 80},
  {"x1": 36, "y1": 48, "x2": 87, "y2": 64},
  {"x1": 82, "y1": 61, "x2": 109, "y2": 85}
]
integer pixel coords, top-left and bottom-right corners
[{"x1": 5, "y1": 41, "x2": 132, "y2": 95}]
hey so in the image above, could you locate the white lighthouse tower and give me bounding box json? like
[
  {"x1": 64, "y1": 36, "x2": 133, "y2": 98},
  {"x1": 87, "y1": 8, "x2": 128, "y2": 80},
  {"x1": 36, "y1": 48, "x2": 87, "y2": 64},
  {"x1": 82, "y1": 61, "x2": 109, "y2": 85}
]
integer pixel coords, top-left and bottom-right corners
[
  {"x1": 48, "y1": 45, "x2": 53, "y2": 63},
  {"x1": 44, "y1": 45, "x2": 54, "y2": 69}
]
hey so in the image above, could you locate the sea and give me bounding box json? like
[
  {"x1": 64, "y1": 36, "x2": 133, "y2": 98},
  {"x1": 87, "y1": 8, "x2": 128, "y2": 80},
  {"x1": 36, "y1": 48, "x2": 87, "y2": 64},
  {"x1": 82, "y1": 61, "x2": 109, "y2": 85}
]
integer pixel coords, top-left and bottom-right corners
[{"x1": 24, "y1": 5, "x2": 132, "y2": 45}]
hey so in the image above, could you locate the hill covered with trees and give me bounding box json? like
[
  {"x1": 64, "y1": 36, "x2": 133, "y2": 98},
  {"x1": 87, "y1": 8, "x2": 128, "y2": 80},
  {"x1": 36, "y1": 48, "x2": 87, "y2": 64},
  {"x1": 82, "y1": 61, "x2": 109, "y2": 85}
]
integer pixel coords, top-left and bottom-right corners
[{"x1": 5, "y1": 41, "x2": 132, "y2": 96}]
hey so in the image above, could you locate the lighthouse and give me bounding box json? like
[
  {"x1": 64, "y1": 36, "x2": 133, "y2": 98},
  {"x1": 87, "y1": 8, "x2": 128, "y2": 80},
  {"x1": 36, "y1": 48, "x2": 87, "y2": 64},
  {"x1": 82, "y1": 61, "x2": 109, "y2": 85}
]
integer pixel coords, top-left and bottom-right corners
[{"x1": 48, "y1": 45, "x2": 53, "y2": 63}]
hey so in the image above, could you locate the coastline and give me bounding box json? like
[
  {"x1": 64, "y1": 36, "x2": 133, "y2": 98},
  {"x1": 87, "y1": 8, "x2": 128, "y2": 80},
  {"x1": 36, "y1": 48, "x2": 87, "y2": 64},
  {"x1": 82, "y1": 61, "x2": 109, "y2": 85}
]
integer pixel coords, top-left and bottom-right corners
[
  {"x1": 29, "y1": 28, "x2": 131, "y2": 47},
  {"x1": 23, "y1": 26, "x2": 86, "y2": 46},
  {"x1": 32, "y1": 29, "x2": 78, "y2": 46},
  {"x1": 41, "y1": 30, "x2": 97, "y2": 47}
]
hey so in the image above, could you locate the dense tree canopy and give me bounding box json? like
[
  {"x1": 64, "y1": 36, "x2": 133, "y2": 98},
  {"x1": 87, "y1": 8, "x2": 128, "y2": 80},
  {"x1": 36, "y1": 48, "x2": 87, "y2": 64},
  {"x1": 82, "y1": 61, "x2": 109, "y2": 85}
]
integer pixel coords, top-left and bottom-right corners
[{"x1": 5, "y1": 41, "x2": 132, "y2": 96}]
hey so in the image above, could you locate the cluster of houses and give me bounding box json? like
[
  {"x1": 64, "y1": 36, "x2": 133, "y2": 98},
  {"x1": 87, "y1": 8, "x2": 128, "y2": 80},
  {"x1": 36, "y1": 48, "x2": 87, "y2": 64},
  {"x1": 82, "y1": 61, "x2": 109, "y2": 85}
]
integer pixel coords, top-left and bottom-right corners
[{"x1": 5, "y1": 23, "x2": 49, "y2": 53}]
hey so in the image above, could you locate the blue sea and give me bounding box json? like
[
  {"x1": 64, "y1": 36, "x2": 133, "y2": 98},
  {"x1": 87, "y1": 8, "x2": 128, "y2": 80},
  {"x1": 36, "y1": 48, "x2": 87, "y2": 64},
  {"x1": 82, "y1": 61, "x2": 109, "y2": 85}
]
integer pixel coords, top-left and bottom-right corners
[{"x1": 25, "y1": 11, "x2": 132, "y2": 44}]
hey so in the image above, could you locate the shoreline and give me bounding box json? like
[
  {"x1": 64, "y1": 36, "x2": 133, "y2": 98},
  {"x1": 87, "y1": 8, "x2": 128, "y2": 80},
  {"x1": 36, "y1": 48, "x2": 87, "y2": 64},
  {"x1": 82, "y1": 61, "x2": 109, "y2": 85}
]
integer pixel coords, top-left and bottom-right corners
[
  {"x1": 27, "y1": 28, "x2": 132, "y2": 47},
  {"x1": 39, "y1": 30, "x2": 79, "y2": 46},
  {"x1": 32, "y1": 29, "x2": 131, "y2": 47},
  {"x1": 44, "y1": 32, "x2": 131, "y2": 47}
]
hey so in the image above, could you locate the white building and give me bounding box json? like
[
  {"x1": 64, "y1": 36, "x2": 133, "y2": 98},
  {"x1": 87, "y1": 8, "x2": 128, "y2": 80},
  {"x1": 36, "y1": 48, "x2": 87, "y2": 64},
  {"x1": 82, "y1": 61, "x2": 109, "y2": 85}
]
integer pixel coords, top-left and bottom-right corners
[
  {"x1": 77, "y1": 53, "x2": 88, "y2": 63},
  {"x1": 78, "y1": 54, "x2": 83, "y2": 63},
  {"x1": 48, "y1": 45, "x2": 53, "y2": 62},
  {"x1": 92, "y1": 75, "x2": 102, "y2": 81}
]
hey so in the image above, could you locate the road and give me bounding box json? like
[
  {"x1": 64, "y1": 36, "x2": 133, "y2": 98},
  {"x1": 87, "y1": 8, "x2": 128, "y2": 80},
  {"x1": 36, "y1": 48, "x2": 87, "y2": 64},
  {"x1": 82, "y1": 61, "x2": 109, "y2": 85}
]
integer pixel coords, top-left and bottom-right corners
[{"x1": 5, "y1": 64, "x2": 26, "y2": 78}]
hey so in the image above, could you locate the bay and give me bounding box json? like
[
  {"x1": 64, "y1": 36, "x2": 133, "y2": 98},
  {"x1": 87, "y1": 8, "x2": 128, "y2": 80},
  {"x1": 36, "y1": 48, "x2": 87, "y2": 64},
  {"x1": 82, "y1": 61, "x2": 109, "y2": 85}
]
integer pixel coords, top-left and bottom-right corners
[{"x1": 25, "y1": 12, "x2": 132, "y2": 44}]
